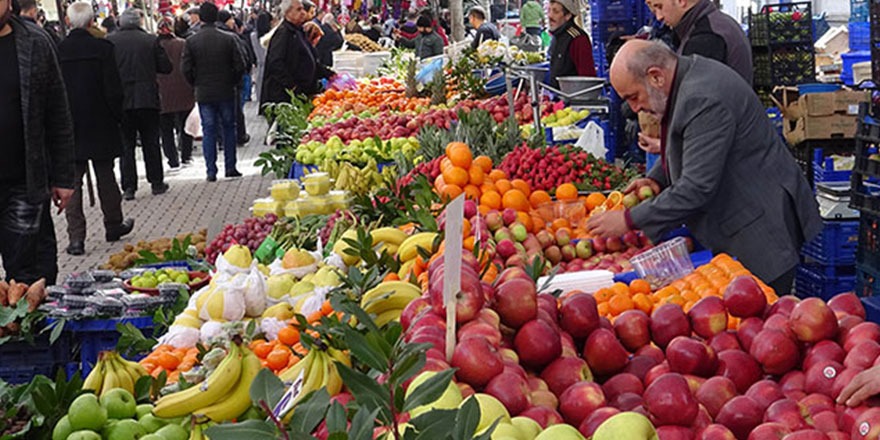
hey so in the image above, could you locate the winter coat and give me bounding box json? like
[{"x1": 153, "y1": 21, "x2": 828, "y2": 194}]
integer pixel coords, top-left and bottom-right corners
[
  {"x1": 157, "y1": 34, "x2": 195, "y2": 114},
  {"x1": 58, "y1": 28, "x2": 124, "y2": 161},
  {"x1": 260, "y1": 20, "x2": 333, "y2": 104},
  {"x1": 181, "y1": 23, "x2": 246, "y2": 103},
  {"x1": 107, "y1": 25, "x2": 173, "y2": 110}
]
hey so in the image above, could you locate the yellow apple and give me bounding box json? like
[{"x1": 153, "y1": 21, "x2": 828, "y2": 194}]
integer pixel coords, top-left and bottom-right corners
[
  {"x1": 534, "y1": 424, "x2": 585, "y2": 440},
  {"x1": 591, "y1": 412, "x2": 659, "y2": 440},
  {"x1": 406, "y1": 371, "x2": 463, "y2": 417},
  {"x1": 511, "y1": 416, "x2": 542, "y2": 440},
  {"x1": 460, "y1": 394, "x2": 511, "y2": 435}
]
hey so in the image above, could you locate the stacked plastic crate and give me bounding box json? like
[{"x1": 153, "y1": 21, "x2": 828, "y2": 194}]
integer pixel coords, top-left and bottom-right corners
[
  {"x1": 851, "y1": 103, "x2": 880, "y2": 299},
  {"x1": 749, "y1": 2, "x2": 815, "y2": 104},
  {"x1": 842, "y1": 0, "x2": 871, "y2": 85}
]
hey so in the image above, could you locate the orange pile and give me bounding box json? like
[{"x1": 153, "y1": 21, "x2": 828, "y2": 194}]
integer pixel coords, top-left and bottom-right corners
[
  {"x1": 139, "y1": 345, "x2": 200, "y2": 383},
  {"x1": 310, "y1": 79, "x2": 431, "y2": 119},
  {"x1": 590, "y1": 254, "x2": 778, "y2": 321}
]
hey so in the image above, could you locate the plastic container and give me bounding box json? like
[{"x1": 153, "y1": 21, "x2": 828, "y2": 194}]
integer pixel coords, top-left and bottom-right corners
[
  {"x1": 812, "y1": 148, "x2": 853, "y2": 186},
  {"x1": 533, "y1": 200, "x2": 588, "y2": 229},
  {"x1": 842, "y1": 51, "x2": 871, "y2": 85},
  {"x1": 0, "y1": 333, "x2": 70, "y2": 384},
  {"x1": 795, "y1": 263, "x2": 857, "y2": 301},
  {"x1": 328, "y1": 191, "x2": 350, "y2": 211},
  {"x1": 590, "y1": 0, "x2": 638, "y2": 22},
  {"x1": 801, "y1": 219, "x2": 859, "y2": 265},
  {"x1": 850, "y1": 21, "x2": 870, "y2": 51},
  {"x1": 51, "y1": 317, "x2": 154, "y2": 376},
  {"x1": 303, "y1": 173, "x2": 331, "y2": 196},
  {"x1": 270, "y1": 179, "x2": 300, "y2": 201},
  {"x1": 630, "y1": 237, "x2": 695, "y2": 289},
  {"x1": 283, "y1": 201, "x2": 300, "y2": 218},
  {"x1": 252, "y1": 198, "x2": 283, "y2": 217},
  {"x1": 308, "y1": 195, "x2": 335, "y2": 215}
]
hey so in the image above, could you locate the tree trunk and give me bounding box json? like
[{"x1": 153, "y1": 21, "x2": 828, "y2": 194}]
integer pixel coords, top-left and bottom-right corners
[{"x1": 450, "y1": 0, "x2": 464, "y2": 41}]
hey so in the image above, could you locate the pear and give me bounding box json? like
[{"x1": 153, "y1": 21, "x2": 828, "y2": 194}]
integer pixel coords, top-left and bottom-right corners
[{"x1": 266, "y1": 274, "x2": 296, "y2": 300}]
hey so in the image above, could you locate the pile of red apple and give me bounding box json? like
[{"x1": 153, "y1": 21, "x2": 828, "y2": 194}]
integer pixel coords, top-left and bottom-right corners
[
  {"x1": 455, "y1": 93, "x2": 556, "y2": 124},
  {"x1": 399, "y1": 252, "x2": 880, "y2": 440},
  {"x1": 301, "y1": 109, "x2": 458, "y2": 144}
]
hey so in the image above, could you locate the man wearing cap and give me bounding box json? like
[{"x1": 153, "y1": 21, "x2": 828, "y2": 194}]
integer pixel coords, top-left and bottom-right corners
[
  {"x1": 157, "y1": 15, "x2": 195, "y2": 168},
  {"x1": 182, "y1": 2, "x2": 246, "y2": 181},
  {"x1": 547, "y1": 0, "x2": 595, "y2": 89},
  {"x1": 107, "y1": 8, "x2": 172, "y2": 200},
  {"x1": 468, "y1": 6, "x2": 498, "y2": 50},
  {"x1": 185, "y1": 7, "x2": 201, "y2": 37},
  {"x1": 395, "y1": 15, "x2": 442, "y2": 59}
]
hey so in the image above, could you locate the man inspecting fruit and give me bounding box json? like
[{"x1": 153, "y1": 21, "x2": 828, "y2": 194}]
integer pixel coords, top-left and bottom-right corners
[{"x1": 587, "y1": 40, "x2": 821, "y2": 294}]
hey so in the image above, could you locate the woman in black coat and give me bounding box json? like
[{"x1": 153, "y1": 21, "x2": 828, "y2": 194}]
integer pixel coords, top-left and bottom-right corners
[{"x1": 315, "y1": 14, "x2": 343, "y2": 67}]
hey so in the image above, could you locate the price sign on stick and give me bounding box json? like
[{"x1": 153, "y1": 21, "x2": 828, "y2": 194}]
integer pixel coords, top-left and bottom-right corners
[{"x1": 444, "y1": 195, "x2": 464, "y2": 363}]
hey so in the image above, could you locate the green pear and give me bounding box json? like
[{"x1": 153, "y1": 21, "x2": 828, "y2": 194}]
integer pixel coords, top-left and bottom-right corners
[
  {"x1": 591, "y1": 412, "x2": 658, "y2": 440},
  {"x1": 51, "y1": 415, "x2": 72, "y2": 440},
  {"x1": 290, "y1": 281, "x2": 315, "y2": 297},
  {"x1": 534, "y1": 424, "x2": 585, "y2": 440},
  {"x1": 140, "y1": 435, "x2": 164, "y2": 440},
  {"x1": 136, "y1": 404, "x2": 153, "y2": 419},
  {"x1": 266, "y1": 275, "x2": 296, "y2": 300},
  {"x1": 155, "y1": 424, "x2": 188, "y2": 440},
  {"x1": 68, "y1": 394, "x2": 108, "y2": 431},
  {"x1": 510, "y1": 417, "x2": 542, "y2": 440},
  {"x1": 67, "y1": 431, "x2": 102, "y2": 440}
]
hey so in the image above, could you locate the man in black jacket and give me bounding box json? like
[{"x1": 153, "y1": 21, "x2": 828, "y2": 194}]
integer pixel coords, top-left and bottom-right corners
[
  {"x1": 218, "y1": 9, "x2": 254, "y2": 146},
  {"x1": 108, "y1": 8, "x2": 172, "y2": 200},
  {"x1": 58, "y1": 2, "x2": 134, "y2": 256},
  {"x1": 0, "y1": 0, "x2": 75, "y2": 283},
  {"x1": 182, "y1": 2, "x2": 246, "y2": 181},
  {"x1": 260, "y1": 0, "x2": 333, "y2": 106},
  {"x1": 468, "y1": 6, "x2": 499, "y2": 50}
]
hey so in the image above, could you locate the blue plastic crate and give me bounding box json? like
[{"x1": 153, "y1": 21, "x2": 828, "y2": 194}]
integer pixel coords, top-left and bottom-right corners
[
  {"x1": 812, "y1": 148, "x2": 853, "y2": 186},
  {"x1": 0, "y1": 333, "x2": 70, "y2": 384},
  {"x1": 51, "y1": 317, "x2": 154, "y2": 376},
  {"x1": 851, "y1": 0, "x2": 869, "y2": 22},
  {"x1": 795, "y1": 263, "x2": 858, "y2": 301},
  {"x1": 849, "y1": 22, "x2": 870, "y2": 51},
  {"x1": 590, "y1": 0, "x2": 639, "y2": 23},
  {"x1": 857, "y1": 263, "x2": 880, "y2": 297},
  {"x1": 841, "y1": 51, "x2": 871, "y2": 86},
  {"x1": 864, "y1": 296, "x2": 880, "y2": 323},
  {"x1": 801, "y1": 219, "x2": 859, "y2": 265}
]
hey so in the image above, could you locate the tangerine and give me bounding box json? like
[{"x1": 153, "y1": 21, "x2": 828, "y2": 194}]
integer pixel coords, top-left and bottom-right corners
[
  {"x1": 488, "y1": 169, "x2": 507, "y2": 181},
  {"x1": 445, "y1": 141, "x2": 470, "y2": 157},
  {"x1": 266, "y1": 348, "x2": 291, "y2": 371},
  {"x1": 502, "y1": 189, "x2": 530, "y2": 211},
  {"x1": 556, "y1": 183, "x2": 578, "y2": 200},
  {"x1": 480, "y1": 190, "x2": 502, "y2": 210},
  {"x1": 529, "y1": 190, "x2": 552, "y2": 208},
  {"x1": 511, "y1": 179, "x2": 531, "y2": 196},
  {"x1": 632, "y1": 293, "x2": 654, "y2": 314},
  {"x1": 440, "y1": 157, "x2": 453, "y2": 172},
  {"x1": 585, "y1": 192, "x2": 607, "y2": 210},
  {"x1": 463, "y1": 184, "x2": 482, "y2": 201},
  {"x1": 473, "y1": 156, "x2": 493, "y2": 173},
  {"x1": 593, "y1": 288, "x2": 613, "y2": 303},
  {"x1": 157, "y1": 352, "x2": 181, "y2": 371},
  {"x1": 447, "y1": 144, "x2": 473, "y2": 168},
  {"x1": 251, "y1": 340, "x2": 274, "y2": 359},
  {"x1": 468, "y1": 166, "x2": 486, "y2": 186},
  {"x1": 278, "y1": 326, "x2": 300, "y2": 346},
  {"x1": 495, "y1": 179, "x2": 513, "y2": 194},
  {"x1": 609, "y1": 282, "x2": 631, "y2": 297},
  {"x1": 629, "y1": 279, "x2": 652, "y2": 295},
  {"x1": 551, "y1": 218, "x2": 570, "y2": 231},
  {"x1": 442, "y1": 166, "x2": 469, "y2": 187},
  {"x1": 608, "y1": 294, "x2": 635, "y2": 316},
  {"x1": 440, "y1": 184, "x2": 463, "y2": 200}
]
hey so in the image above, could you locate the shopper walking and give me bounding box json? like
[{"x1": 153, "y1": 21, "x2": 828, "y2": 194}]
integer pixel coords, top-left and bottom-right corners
[
  {"x1": 157, "y1": 16, "x2": 195, "y2": 168},
  {"x1": 520, "y1": 0, "x2": 544, "y2": 36},
  {"x1": 218, "y1": 9, "x2": 254, "y2": 146},
  {"x1": 58, "y1": 2, "x2": 134, "y2": 256},
  {"x1": 587, "y1": 40, "x2": 821, "y2": 294},
  {"x1": 260, "y1": 0, "x2": 333, "y2": 105},
  {"x1": 0, "y1": 0, "x2": 75, "y2": 284},
  {"x1": 468, "y1": 6, "x2": 499, "y2": 50},
  {"x1": 182, "y1": 2, "x2": 246, "y2": 181},
  {"x1": 108, "y1": 8, "x2": 172, "y2": 200}
]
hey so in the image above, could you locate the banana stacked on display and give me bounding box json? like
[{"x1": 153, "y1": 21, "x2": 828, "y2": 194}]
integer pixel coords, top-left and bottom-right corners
[
  {"x1": 397, "y1": 232, "x2": 439, "y2": 264},
  {"x1": 370, "y1": 227, "x2": 408, "y2": 256},
  {"x1": 82, "y1": 351, "x2": 150, "y2": 397},
  {"x1": 360, "y1": 281, "x2": 422, "y2": 327},
  {"x1": 278, "y1": 347, "x2": 350, "y2": 421},
  {"x1": 333, "y1": 160, "x2": 389, "y2": 196},
  {"x1": 153, "y1": 343, "x2": 257, "y2": 421}
]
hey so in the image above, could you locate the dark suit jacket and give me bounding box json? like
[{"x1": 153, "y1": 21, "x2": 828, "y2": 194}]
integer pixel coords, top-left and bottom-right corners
[
  {"x1": 629, "y1": 55, "x2": 822, "y2": 282},
  {"x1": 260, "y1": 20, "x2": 333, "y2": 106},
  {"x1": 107, "y1": 25, "x2": 172, "y2": 110},
  {"x1": 182, "y1": 24, "x2": 245, "y2": 103},
  {"x1": 58, "y1": 28, "x2": 124, "y2": 161}
]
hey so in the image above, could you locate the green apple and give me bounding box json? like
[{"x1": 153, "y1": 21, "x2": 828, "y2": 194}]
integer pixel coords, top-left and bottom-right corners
[
  {"x1": 136, "y1": 404, "x2": 153, "y2": 419},
  {"x1": 102, "y1": 388, "x2": 137, "y2": 419},
  {"x1": 104, "y1": 419, "x2": 147, "y2": 440},
  {"x1": 69, "y1": 394, "x2": 108, "y2": 431},
  {"x1": 511, "y1": 417, "x2": 542, "y2": 440},
  {"x1": 67, "y1": 430, "x2": 102, "y2": 440},
  {"x1": 406, "y1": 371, "x2": 463, "y2": 417},
  {"x1": 52, "y1": 415, "x2": 72, "y2": 440},
  {"x1": 140, "y1": 435, "x2": 164, "y2": 440},
  {"x1": 460, "y1": 394, "x2": 511, "y2": 435},
  {"x1": 155, "y1": 424, "x2": 187, "y2": 440},
  {"x1": 534, "y1": 424, "x2": 585, "y2": 440},
  {"x1": 491, "y1": 422, "x2": 525, "y2": 440},
  {"x1": 138, "y1": 414, "x2": 167, "y2": 433},
  {"x1": 591, "y1": 412, "x2": 658, "y2": 440}
]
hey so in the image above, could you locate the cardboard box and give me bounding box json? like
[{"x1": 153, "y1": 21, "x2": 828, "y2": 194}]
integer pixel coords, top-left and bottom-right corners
[
  {"x1": 797, "y1": 90, "x2": 870, "y2": 117},
  {"x1": 784, "y1": 114, "x2": 859, "y2": 144}
]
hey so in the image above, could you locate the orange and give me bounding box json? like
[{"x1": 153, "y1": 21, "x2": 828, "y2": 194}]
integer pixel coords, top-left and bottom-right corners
[
  {"x1": 440, "y1": 157, "x2": 453, "y2": 172},
  {"x1": 442, "y1": 166, "x2": 469, "y2": 187},
  {"x1": 531, "y1": 215, "x2": 545, "y2": 231},
  {"x1": 463, "y1": 184, "x2": 482, "y2": 201},
  {"x1": 551, "y1": 218, "x2": 570, "y2": 231},
  {"x1": 495, "y1": 179, "x2": 513, "y2": 194},
  {"x1": 597, "y1": 302, "x2": 610, "y2": 317},
  {"x1": 603, "y1": 191, "x2": 624, "y2": 210},
  {"x1": 516, "y1": 211, "x2": 534, "y2": 232},
  {"x1": 463, "y1": 236, "x2": 476, "y2": 251},
  {"x1": 266, "y1": 348, "x2": 291, "y2": 371},
  {"x1": 445, "y1": 141, "x2": 470, "y2": 157},
  {"x1": 440, "y1": 184, "x2": 462, "y2": 200},
  {"x1": 462, "y1": 218, "x2": 472, "y2": 237},
  {"x1": 556, "y1": 183, "x2": 578, "y2": 200},
  {"x1": 609, "y1": 282, "x2": 630, "y2": 297},
  {"x1": 468, "y1": 166, "x2": 485, "y2": 186},
  {"x1": 278, "y1": 326, "x2": 300, "y2": 346},
  {"x1": 593, "y1": 288, "x2": 613, "y2": 303},
  {"x1": 608, "y1": 294, "x2": 635, "y2": 316},
  {"x1": 585, "y1": 192, "x2": 606, "y2": 211},
  {"x1": 480, "y1": 190, "x2": 502, "y2": 210},
  {"x1": 434, "y1": 174, "x2": 446, "y2": 189},
  {"x1": 665, "y1": 294, "x2": 687, "y2": 308},
  {"x1": 629, "y1": 279, "x2": 652, "y2": 295},
  {"x1": 632, "y1": 293, "x2": 654, "y2": 314},
  {"x1": 448, "y1": 144, "x2": 473, "y2": 169},
  {"x1": 488, "y1": 169, "x2": 507, "y2": 181},
  {"x1": 480, "y1": 182, "x2": 498, "y2": 194},
  {"x1": 157, "y1": 352, "x2": 181, "y2": 371},
  {"x1": 529, "y1": 190, "x2": 552, "y2": 208},
  {"x1": 502, "y1": 189, "x2": 530, "y2": 212},
  {"x1": 478, "y1": 205, "x2": 491, "y2": 215},
  {"x1": 511, "y1": 179, "x2": 531, "y2": 196},
  {"x1": 474, "y1": 156, "x2": 493, "y2": 173}
]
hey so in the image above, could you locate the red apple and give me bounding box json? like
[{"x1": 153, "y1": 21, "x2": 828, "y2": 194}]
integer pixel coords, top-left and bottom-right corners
[
  {"x1": 764, "y1": 314, "x2": 796, "y2": 340},
  {"x1": 667, "y1": 336, "x2": 718, "y2": 377},
  {"x1": 400, "y1": 297, "x2": 431, "y2": 330},
  {"x1": 583, "y1": 328, "x2": 630, "y2": 377},
  {"x1": 736, "y1": 317, "x2": 765, "y2": 352},
  {"x1": 689, "y1": 296, "x2": 729, "y2": 339},
  {"x1": 852, "y1": 407, "x2": 880, "y2": 439},
  {"x1": 527, "y1": 376, "x2": 548, "y2": 392},
  {"x1": 826, "y1": 432, "x2": 848, "y2": 440},
  {"x1": 803, "y1": 341, "x2": 846, "y2": 373},
  {"x1": 645, "y1": 362, "x2": 671, "y2": 387},
  {"x1": 656, "y1": 425, "x2": 695, "y2": 440},
  {"x1": 601, "y1": 373, "x2": 644, "y2": 401},
  {"x1": 837, "y1": 315, "x2": 865, "y2": 346},
  {"x1": 540, "y1": 356, "x2": 593, "y2": 397},
  {"x1": 558, "y1": 293, "x2": 600, "y2": 339},
  {"x1": 625, "y1": 355, "x2": 660, "y2": 382},
  {"x1": 493, "y1": 277, "x2": 537, "y2": 329},
  {"x1": 514, "y1": 319, "x2": 562, "y2": 370},
  {"x1": 844, "y1": 322, "x2": 880, "y2": 352},
  {"x1": 451, "y1": 337, "x2": 504, "y2": 388},
  {"x1": 710, "y1": 331, "x2": 743, "y2": 353},
  {"x1": 529, "y1": 389, "x2": 558, "y2": 409},
  {"x1": 780, "y1": 370, "x2": 806, "y2": 397},
  {"x1": 644, "y1": 373, "x2": 699, "y2": 427},
  {"x1": 828, "y1": 292, "x2": 866, "y2": 320},
  {"x1": 637, "y1": 344, "x2": 667, "y2": 364},
  {"x1": 614, "y1": 309, "x2": 652, "y2": 352},
  {"x1": 697, "y1": 424, "x2": 736, "y2": 440},
  {"x1": 485, "y1": 372, "x2": 531, "y2": 416},
  {"x1": 559, "y1": 332, "x2": 578, "y2": 358},
  {"x1": 747, "y1": 423, "x2": 790, "y2": 440},
  {"x1": 799, "y1": 393, "x2": 835, "y2": 417},
  {"x1": 519, "y1": 406, "x2": 563, "y2": 428},
  {"x1": 845, "y1": 341, "x2": 880, "y2": 369},
  {"x1": 804, "y1": 361, "x2": 843, "y2": 397},
  {"x1": 766, "y1": 295, "x2": 800, "y2": 318},
  {"x1": 696, "y1": 376, "x2": 738, "y2": 418},
  {"x1": 715, "y1": 396, "x2": 763, "y2": 440},
  {"x1": 723, "y1": 275, "x2": 767, "y2": 318},
  {"x1": 812, "y1": 410, "x2": 840, "y2": 433},
  {"x1": 578, "y1": 407, "x2": 620, "y2": 438},
  {"x1": 781, "y1": 431, "x2": 829, "y2": 440},
  {"x1": 750, "y1": 329, "x2": 800, "y2": 375},
  {"x1": 838, "y1": 404, "x2": 868, "y2": 434},
  {"x1": 457, "y1": 320, "x2": 502, "y2": 346},
  {"x1": 651, "y1": 304, "x2": 691, "y2": 349},
  {"x1": 790, "y1": 298, "x2": 839, "y2": 343},
  {"x1": 746, "y1": 380, "x2": 785, "y2": 413},
  {"x1": 831, "y1": 368, "x2": 860, "y2": 399},
  {"x1": 717, "y1": 349, "x2": 763, "y2": 393},
  {"x1": 429, "y1": 270, "x2": 484, "y2": 323},
  {"x1": 609, "y1": 392, "x2": 644, "y2": 411},
  {"x1": 764, "y1": 398, "x2": 810, "y2": 432},
  {"x1": 558, "y1": 380, "x2": 607, "y2": 426},
  {"x1": 692, "y1": 405, "x2": 713, "y2": 433}
]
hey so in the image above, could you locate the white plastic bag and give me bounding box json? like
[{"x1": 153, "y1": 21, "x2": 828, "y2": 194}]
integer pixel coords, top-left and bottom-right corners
[
  {"x1": 214, "y1": 252, "x2": 254, "y2": 276},
  {"x1": 185, "y1": 104, "x2": 202, "y2": 138},
  {"x1": 196, "y1": 282, "x2": 247, "y2": 322},
  {"x1": 260, "y1": 317, "x2": 287, "y2": 341},
  {"x1": 157, "y1": 325, "x2": 201, "y2": 349}
]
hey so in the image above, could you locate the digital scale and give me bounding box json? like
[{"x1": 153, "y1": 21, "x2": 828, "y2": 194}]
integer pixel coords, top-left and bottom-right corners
[{"x1": 815, "y1": 182, "x2": 860, "y2": 220}]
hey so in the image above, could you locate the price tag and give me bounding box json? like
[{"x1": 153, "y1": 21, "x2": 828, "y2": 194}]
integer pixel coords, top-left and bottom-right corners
[
  {"x1": 444, "y1": 195, "x2": 464, "y2": 362},
  {"x1": 273, "y1": 370, "x2": 304, "y2": 420},
  {"x1": 255, "y1": 236, "x2": 279, "y2": 264}
]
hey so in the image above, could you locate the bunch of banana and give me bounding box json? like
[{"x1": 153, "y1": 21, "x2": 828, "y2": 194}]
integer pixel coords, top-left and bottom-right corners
[
  {"x1": 153, "y1": 343, "x2": 245, "y2": 419},
  {"x1": 334, "y1": 160, "x2": 388, "y2": 196},
  {"x1": 278, "y1": 347, "x2": 350, "y2": 422},
  {"x1": 370, "y1": 227, "x2": 408, "y2": 256},
  {"x1": 360, "y1": 281, "x2": 421, "y2": 327},
  {"x1": 192, "y1": 347, "x2": 261, "y2": 422},
  {"x1": 82, "y1": 351, "x2": 149, "y2": 397},
  {"x1": 397, "y1": 232, "x2": 439, "y2": 263}
]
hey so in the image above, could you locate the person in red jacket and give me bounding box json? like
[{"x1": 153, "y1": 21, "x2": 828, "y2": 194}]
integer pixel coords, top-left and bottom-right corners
[{"x1": 547, "y1": 0, "x2": 595, "y2": 88}]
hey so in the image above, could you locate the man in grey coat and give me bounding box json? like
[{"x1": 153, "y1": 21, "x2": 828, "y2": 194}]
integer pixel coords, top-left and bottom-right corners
[{"x1": 588, "y1": 40, "x2": 821, "y2": 294}]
